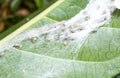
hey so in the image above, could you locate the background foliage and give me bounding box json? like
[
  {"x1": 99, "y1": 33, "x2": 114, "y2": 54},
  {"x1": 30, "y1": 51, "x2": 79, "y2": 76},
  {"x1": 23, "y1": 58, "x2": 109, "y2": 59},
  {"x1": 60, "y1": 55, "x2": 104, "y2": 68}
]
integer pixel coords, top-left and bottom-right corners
[{"x1": 0, "y1": 0, "x2": 56, "y2": 32}]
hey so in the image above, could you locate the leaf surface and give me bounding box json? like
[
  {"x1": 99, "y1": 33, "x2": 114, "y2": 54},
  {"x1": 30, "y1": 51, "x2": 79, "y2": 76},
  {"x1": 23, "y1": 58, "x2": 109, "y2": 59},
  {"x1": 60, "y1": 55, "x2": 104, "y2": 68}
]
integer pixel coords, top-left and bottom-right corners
[{"x1": 0, "y1": 0, "x2": 120, "y2": 78}]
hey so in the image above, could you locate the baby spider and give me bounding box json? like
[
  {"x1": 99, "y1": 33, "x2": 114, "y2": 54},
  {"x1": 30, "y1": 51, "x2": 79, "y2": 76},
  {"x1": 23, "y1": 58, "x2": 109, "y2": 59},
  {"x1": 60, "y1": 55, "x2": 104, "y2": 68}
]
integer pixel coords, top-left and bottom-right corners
[
  {"x1": 31, "y1": 37, "x2": 38, "y2": 43},
  {"x1": 63, "y1": 40, "x2": 68, "y2": 46},
  {"x1": 0, "y1": 52, "x2": 4, "y2": 57},
  {"x1": 60, "y1": 24, "x2": 66, "y2": 31},
  {"x1": 85, "y1": 16, "x2": 90, "y2": 21},
  {"x1": 54, "y1": 34, "x2": 60, "y2": 40},
  {"x1": 91, "y1": 28, "x2": 98, "y2": 33},
  {"x1": 13, "y1": 44, "x2": 22, "y2": 49},
  {"x1": 44, "y1": 36, "x2": 50, "y2": 42}
]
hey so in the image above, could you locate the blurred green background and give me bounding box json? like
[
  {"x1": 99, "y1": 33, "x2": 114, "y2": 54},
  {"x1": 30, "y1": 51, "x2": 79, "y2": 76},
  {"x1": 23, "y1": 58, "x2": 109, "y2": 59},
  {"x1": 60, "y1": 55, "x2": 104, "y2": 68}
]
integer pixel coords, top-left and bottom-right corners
[{"x1": 0, "y1": 0, "x2": 57, "y2": 32}]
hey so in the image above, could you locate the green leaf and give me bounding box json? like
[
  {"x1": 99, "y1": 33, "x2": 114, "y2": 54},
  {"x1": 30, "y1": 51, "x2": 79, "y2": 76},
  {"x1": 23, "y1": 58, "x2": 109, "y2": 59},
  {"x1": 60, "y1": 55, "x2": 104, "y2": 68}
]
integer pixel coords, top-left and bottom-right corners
[
  {"x1": 0, "y1": 0, "x2": 120, "y2": 78},
  {"x1": 11, "y1": 0, "x2": 21, "y2": 11},
  {"x1": 34, "y1": 0, "x2": 44, "y2": 8},
  {"x1": 106, "y1": 10, "x2": 120, "y2": 28}
]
